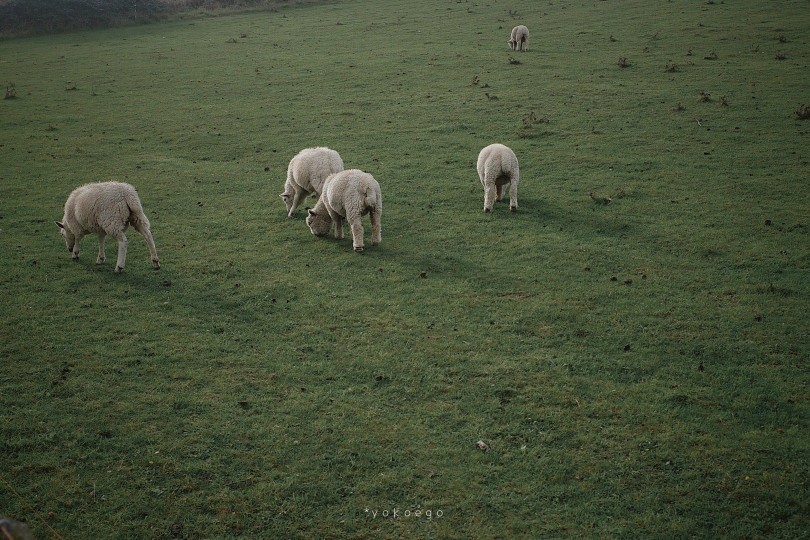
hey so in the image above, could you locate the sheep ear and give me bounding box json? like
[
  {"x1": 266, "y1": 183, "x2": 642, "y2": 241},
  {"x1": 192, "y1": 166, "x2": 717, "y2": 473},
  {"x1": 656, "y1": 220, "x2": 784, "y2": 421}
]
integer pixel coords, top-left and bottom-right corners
[
  {"x1": 307, "y1": 209, "x2": 316, "y2": 216},
  {"x1": 55, "y1": 221, "x2": 65, "y2": 229},
  {"x1": 279, "y1": 194, "x2": 288, "y2": 200}
]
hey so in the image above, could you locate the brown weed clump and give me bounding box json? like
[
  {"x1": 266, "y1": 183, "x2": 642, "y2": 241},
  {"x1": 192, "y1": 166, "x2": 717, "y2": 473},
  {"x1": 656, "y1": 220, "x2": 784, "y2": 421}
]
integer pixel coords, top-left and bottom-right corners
[
  {"x1": 617, "y1": 57, "x2": 631, "y2": 68},
  {"x1": 795, "y1": 104, "x2": 810, "y2": 120},
  {"x1": 522, "y1": 111, "x2": 538, "y2": 129},
  {"x1": 517, "y1": 111, "x2": 549, "y2": 138}
]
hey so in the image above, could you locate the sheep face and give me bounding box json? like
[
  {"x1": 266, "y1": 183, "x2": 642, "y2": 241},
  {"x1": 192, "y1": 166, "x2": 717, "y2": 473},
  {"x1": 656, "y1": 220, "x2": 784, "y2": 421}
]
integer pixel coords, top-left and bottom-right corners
[
  {"x1": 55, "y1": 221, "x2": 75, "y2": 252},
  {"x1": 306, "y1": 209, "x2": 332, "y2": 237}
]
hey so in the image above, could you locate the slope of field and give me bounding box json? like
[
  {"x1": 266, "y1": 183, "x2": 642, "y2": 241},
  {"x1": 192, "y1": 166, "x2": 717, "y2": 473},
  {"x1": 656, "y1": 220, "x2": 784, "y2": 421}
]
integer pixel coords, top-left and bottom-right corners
[{"x1": 1, "y1": 0, "x2": 807, "y2": 537}]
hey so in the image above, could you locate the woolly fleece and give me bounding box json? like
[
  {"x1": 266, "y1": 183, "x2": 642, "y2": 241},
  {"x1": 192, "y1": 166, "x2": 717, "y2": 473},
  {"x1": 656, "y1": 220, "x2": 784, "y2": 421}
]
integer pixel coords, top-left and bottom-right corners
[
  {"x1": 306, "y1": 169, "x2": 382, "y2": 253},
  {"x1": 281, "y1": 147, "x2": 344, "y2": 218},
  {"x1": 56, "y1": 181, "x2": 160, "y2": 273},
  {"x1": 508, "y1": 25, "x2": 529, "y2": 51},
  {"x1": 477, "y1": 143, "x2": 520, "y2": 212}
]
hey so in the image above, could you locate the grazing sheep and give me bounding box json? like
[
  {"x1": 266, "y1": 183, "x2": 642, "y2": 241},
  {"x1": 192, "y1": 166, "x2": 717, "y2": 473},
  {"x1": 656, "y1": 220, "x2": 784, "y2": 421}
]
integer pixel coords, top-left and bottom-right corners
[
  {"x1": 508, "y1": 25, "x2": 530, "y2": 51},
  {"x1": 55, "y1": 181, "x2": 160, "y2": 273},
  {"x1": 280, "y1": 146, "x2": 344, "y2": 218},
  {"x1": 477, "y1": 143, "x2": 520, "y2": 212},
  {"x1": 0, "y1": 516, "x2": 33, "y2": 540},
  {"x1": 306, "y1": 169, "x2": 382, "y2": 253}
]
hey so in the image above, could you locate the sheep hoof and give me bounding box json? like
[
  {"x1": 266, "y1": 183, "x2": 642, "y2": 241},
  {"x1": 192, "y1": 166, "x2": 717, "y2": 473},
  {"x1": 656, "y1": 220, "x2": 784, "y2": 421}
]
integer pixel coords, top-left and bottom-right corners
[
  {"x1": 152, "y1": 260, "x2": 161, "y2": 270},
  {"x1": 96, "y1": 258, "x2": 105, "y2": 265},
  {"x1": 114, "y1": 266, "x2": 124, "y2": 273},
  {"x1": 354, "y1": 246, "x2": 364, "y2": 253},
  {"x1": 484, "y1": 208, "x2": 491, "y2": 213},
  {"x1": 510, "y1": 206, "x2": 517, "y2": 212}
]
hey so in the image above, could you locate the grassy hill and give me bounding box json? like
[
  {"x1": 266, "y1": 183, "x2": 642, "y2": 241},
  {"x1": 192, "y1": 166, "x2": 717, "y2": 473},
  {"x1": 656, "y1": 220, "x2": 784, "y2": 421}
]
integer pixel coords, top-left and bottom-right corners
[{"x1": 1, "y1": 0, "x2": 807, "y2": 537}]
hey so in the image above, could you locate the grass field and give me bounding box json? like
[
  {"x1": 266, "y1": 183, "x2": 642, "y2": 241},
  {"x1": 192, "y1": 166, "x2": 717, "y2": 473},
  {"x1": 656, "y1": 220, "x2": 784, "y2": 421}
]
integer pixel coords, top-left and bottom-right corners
[{"x1": 1, "y1": 0, "x2": 808, "y2": 537}]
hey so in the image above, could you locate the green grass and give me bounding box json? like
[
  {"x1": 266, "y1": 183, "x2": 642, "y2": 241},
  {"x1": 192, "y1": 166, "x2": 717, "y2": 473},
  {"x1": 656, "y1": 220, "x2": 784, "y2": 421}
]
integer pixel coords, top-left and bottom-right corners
[{"x1": 1, "y1": 0, "x2": 808, "y2": 537}]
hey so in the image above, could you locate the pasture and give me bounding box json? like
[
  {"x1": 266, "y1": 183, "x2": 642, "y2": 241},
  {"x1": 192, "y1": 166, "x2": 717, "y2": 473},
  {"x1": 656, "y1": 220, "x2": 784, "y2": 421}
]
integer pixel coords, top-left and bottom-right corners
[{"x1": 1, "y1": 0, "x2": 808, "y2": 537}]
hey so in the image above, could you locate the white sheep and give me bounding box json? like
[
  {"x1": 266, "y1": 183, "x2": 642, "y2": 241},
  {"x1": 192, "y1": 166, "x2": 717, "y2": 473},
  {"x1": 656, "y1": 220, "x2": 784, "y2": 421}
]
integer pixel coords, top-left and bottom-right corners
[
  {"x1": 508, "y1": 25, "x2": 530, "y2": 51},
  {"x1": 55, "y1": 181, "x2": 160, "y2": 273},
  {"x1": 280, "y1": 146, "x2": 344, "y2": 218},
  {"x1": 477, "y1": 143, "x2": 520, "y2": 212},
  {"x1": 306, "y1": 169, "x2": 382, "y2": 253}
]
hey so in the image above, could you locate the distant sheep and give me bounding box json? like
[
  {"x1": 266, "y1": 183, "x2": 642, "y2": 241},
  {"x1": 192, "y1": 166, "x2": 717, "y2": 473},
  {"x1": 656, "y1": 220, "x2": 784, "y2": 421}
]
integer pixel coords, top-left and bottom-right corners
[
  {"x1": 280, "y1": 147, "x2": 344, "y2": 218},
  {"x1": 56, "y1": 181, "x2": 160, "y2": 273},
  {"x1": 508, "y1": 25, "x2": 529, "y2": 51},
  {"x1": 477, "y1": 143, "x2": 520, "y2": 212},
  {"x1": 306, "y1": 169, "x2": 382, "y2": 253}
]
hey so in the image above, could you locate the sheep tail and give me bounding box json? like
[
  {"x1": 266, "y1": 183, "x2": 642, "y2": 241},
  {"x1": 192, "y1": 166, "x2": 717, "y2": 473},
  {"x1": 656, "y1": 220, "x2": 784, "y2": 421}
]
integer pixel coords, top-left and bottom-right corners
[
  {"x1": 125, "y1": 191, "x2": 149, "y2": 227},
  {"x1": 364, "y1": 187, "x2": 378, "y2": 210}
]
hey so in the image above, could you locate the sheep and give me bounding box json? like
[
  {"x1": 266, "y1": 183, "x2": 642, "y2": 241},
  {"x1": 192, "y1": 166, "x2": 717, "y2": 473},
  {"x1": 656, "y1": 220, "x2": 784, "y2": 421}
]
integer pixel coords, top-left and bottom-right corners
[
  {"x1": 0, "y1": 515, "x2": 33, "y2": 540},
  {"x1": 280, "y1": 146, "x2": 344, "y2": 218},
  {"x1": 508, "y1": 25, "x2": 530, "y2": 51},
  {"x1": 306, "y1": 169, "x2": 382, "y2": 253},
  {"x1": 55, "y1": 181, "x2": 160, "y2": 273},
  {"x1": 477, "y1": 143, "x2": 520, "y2": 212}
]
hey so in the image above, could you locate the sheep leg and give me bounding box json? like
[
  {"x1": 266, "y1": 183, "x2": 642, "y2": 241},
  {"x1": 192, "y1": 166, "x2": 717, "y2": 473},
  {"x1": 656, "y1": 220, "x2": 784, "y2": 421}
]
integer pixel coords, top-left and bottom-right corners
[
  {"x1": 348, "y1": 216, "x2": 365, "y2": 253},
  {"x1": 483, "y1": 182, "x2": 497, "y2": 212},
  {"x1": 370, "y1": 210, "x2": 381, "y2": 246},
  {"x1": 325, "y1": 208, "x2": 344, "y2": 239},
  {"x1": 288, "y1": 186, "x2": 306, "y2": 218},
  {"x1": 331, "y1": 216, "x2": 342, "y2": 239},
  {"x1": 113, "y1": 232, "x2": 128, "y2": 273},
  {"x1": 96, "y1": 233, "x2": 107, "y2": 264},
  {"x1": 509, "y1": 181, "x2": 519, "y2": 211},
  {"x1": 71, "y1": 232, "x2": 85, "y2": 260},
  {"x1": 134, "y1": 221, "x2": 161, "y2": 270}
]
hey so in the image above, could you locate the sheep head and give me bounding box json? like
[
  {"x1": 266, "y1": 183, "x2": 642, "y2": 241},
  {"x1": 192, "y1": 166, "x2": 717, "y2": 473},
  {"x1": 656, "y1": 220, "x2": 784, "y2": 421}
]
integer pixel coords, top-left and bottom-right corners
[
  {"x1": 55, "y1": 221, "x2": 75, "y2": 252},
  {"x1": 306, "y1": 208, "x2": 332, "y2": 237}
]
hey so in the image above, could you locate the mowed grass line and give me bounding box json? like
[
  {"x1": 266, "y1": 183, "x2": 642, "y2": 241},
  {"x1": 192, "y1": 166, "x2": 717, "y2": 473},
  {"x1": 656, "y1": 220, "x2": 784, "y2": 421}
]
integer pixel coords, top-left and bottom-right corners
[{"x1": 1, "y1": 0, "x2": 808, "y2": 537}]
